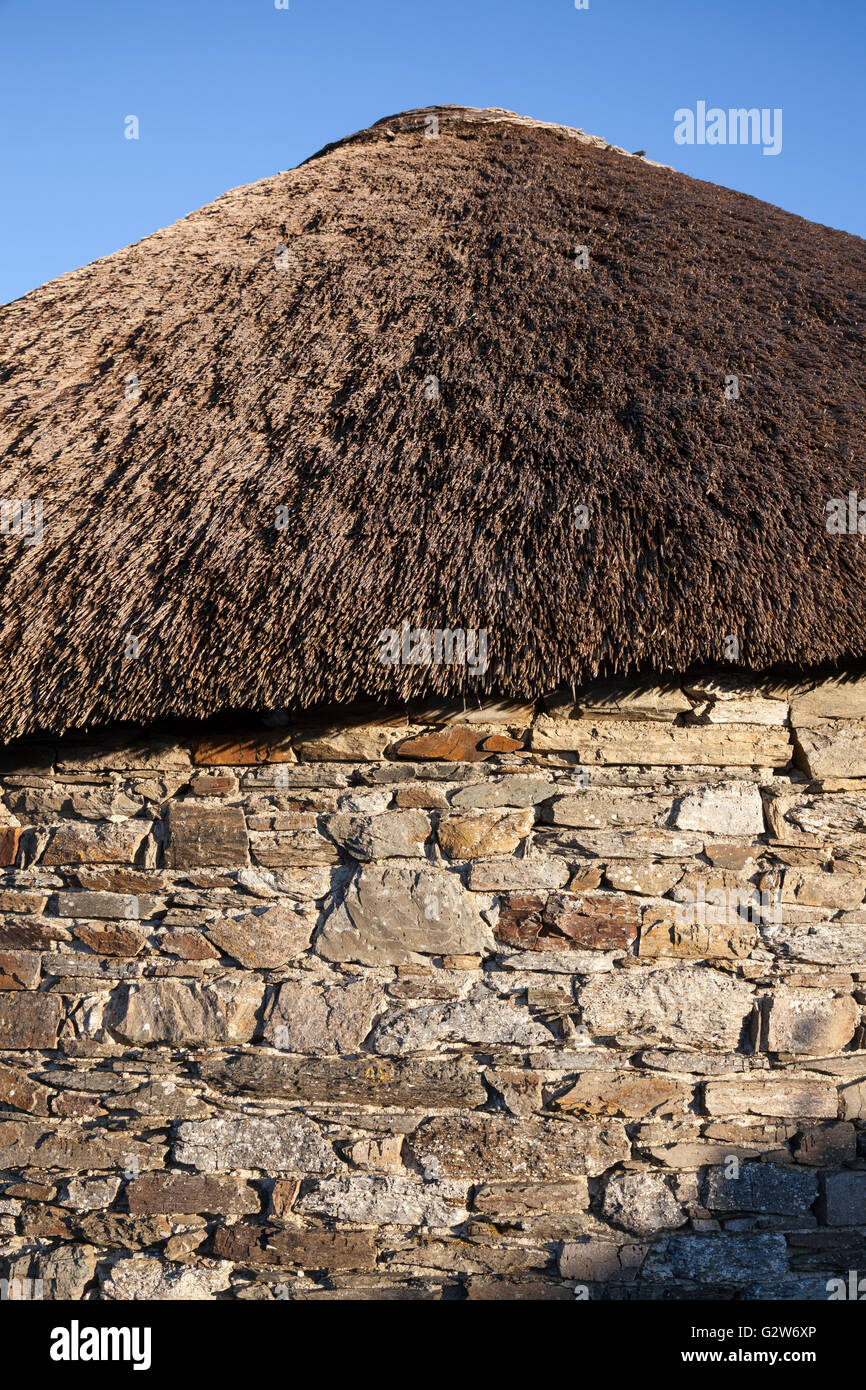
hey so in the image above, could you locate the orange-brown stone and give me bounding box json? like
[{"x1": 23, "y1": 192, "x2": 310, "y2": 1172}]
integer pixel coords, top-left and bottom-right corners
[
  {"x1": 0, "y1": 827, "x2": 22, "y2": 866},
  {"x1": 397, "y1": 726, "x2": 491, "y2": 761}
]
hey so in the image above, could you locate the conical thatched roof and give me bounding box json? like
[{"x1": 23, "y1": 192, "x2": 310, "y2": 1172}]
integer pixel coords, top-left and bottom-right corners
[{"x1": 1, "y1": 105, "x2": 865, "y2": 742}]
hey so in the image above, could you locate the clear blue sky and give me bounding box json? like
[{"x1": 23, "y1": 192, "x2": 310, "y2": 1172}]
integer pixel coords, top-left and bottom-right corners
[{"x1": 1, "y1": 0, "x2": 864, "y2": 305}]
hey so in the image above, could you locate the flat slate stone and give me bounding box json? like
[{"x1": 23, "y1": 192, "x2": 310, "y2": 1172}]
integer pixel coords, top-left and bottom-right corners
[
  {"x1": 672, "y1": 782, "x2": 766, "y2": 836},
  {"x1": 165, "y1": 803, "x2": 249, "y2": 868},
  {"x1": 0, "y1": 1122, "x2": 159, "y2": 1171},
  {"x1": 0, "y1": 991, "x2": 62, "y2": 1049},
  {"x1": 532, "y1": 719, "x2": 791, "y2": 766},
  {"x1": 601, "y1": 1170, "x2": 687, "y2": 1235},
  {"x1": 761, "y1": 989, "x2": 858, "y2": 1054},
  {"x1": 126, "y1": 1172, "x2": 260, "y2": 1215},
  {"x1": 213, "y1": 1224, "x2": 376, "y2": 1270},
  {"x1": 41, "y1": 821, "x2": 152, "y2": 866},
  {"x1": 819, "y1": 1171, "x2": 866, "y2": 1226},
  {"x1": 451, "y1": 776, "x2": 557, "y2": 809},
  {"x1": 703, "y1": 1078, "x2": 838, "y2": 1119},
  {"x1": 199, "y1": 1052, "x2": 488, "y2": 1108},
  {"x1": 795, "y1": 723, "x2": 866, "y2": 778}
]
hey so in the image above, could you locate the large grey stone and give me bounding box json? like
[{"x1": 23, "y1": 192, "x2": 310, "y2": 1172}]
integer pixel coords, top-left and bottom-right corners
[
  {"x1": 646, "y1": 1233, "x2": 788, "y2": 1284},
  {"x1": 703, "y1": 1079, "x2": 837, "y2": 1119},
  {"x1": 451, "y1": 776, "x2": 557, "y2": 809},
  {"x1": 579, "y1": 966, "x2": 755, "y2": 1049},
  {"x1": 540, "y1": 830, "x2": 704, "y2": 860},
  {"x1": 108, "y1": 977, "x2": 263, "y2": 1044},
  {"x1": 839, "y1": 1079, "x2": 866, "y2": 1120},
  {"x1": 559, "y1": 1240, "x2": 648, "y2": 1283},
  {"x1": 294, "y1": 723, "x2": 395, "y2": 761},
  {"x1": 205, "y1": 902, "x2": 315, "y2": 968},
  {"x1": 325, "y1": 810, "x2": 431, "y2": 860},
  {"x1": 466, "y1": 857, "x2": 570, "y2": 891},
  {"x1": 604, "y1": 861, "x2": 685, "y2": 896},
  {"x1": 766, "y1": 792, "x2": 866, "y2": 840},
  {"x1": 235, "y1": 864, "x2": 332, "y2": 901},
  {"x1": 473, "y1": 1179, "x2": 590, "y2": 1218},
  {"x1": 743, "y1": 1277, "x2": 846, "y2": 1300},
  {"x1": 781, "y1": 868, "x2": 866, "y2": 909},
  {"x1": 38, "y1": 1245, "x2": 99, "y2": 1301},
  {"x1": 56, "y1": 890, "x2": 149, "y2": 920},
  {"x1": 546, "y1": 788, "x2": 671, "y2": 828},
  {"x1": 795, "y1": 723, "x2": 866, "y2": 778},
  {"x1": 686, "y1": 679, "x2": 788, "y2": 726},
  {"x1": 819, "y1": 1171, "x2": 866, "y2": 1226},
  {"x1": 556, "y1": 1072, "x2": 690, "y2": 1119},
  {"x1": 601, "y1": 1171, "x2": 687, "y2": 1235},
  {"x1": 789, "y1": 676, "x2": 866, "y2": 724},
  {"x1": 296, "y1": 1175, "x2": 470, "y2": 1227},
  {"x1": 263, "y1": 975, "x2": 383, "y2": 1053},
  {"x1": 762, "y1": 990, "x2": 858, "y2": 1055},
  {"x1": 531, "y1": 719, "x2": 791, "y2": 766},
  {"x1": 100, "y1": 1255, "x2": 233, "y2": 1300},
  {"x1": 569, "y1": 681, "x2": 692, "y2": 721},
  {"x1": 762, "y1": 922, "x2": 866, "y2": 966},
  {"x1": 704, "y1": 1163, "x2": 818, "y2": 1215},
  {"x1": 61, "y1": 1177, "x2": 122, "y2": 1211},
  {"x1": 173, "y1": 1113, "x2": 337, "y2": 1174},
  {"x1": 57, "y1": 740, "x2": 191, "y2": 772},
  {"x1": 317, "y1": 865, "x2": 495, "y2": 966},
  {"x1": 672, "y1": 782, "x2": 765, "y2": 836},
  {"x1": 372, "y1": 989, "x2": 553, "y2": 1053},
  {"x1": 249, "y1": 830, "x2": 339, "y2": 868},
  {"x1": 405, "y1": 1113, "x2": 629, "y2": 1179}
]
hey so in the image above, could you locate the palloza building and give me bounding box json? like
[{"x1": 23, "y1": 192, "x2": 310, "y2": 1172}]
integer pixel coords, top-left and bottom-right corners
[{"x1": 0, "y1": 107, "x2": 865, "y2": 1301}]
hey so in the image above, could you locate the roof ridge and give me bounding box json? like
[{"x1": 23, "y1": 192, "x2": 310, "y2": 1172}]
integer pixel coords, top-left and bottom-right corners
[{"x1": 304, "y1": 104, "x2": 671, "y2": 169}]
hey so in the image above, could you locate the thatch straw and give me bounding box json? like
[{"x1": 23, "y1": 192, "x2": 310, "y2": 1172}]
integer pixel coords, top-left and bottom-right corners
[{"x1": 0, "y1": 106, "x2": 864, "y2": 741}]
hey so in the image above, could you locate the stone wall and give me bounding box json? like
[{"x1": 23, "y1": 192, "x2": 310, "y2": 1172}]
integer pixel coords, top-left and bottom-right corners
[{"x1": 1, "y1": 673, "x2": 865, "y2": 1301}]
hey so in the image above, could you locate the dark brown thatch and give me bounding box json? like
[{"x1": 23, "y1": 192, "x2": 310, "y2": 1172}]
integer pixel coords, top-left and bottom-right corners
[{"x1": 1, "y1": 105, "x2": 865, "y2": 741}]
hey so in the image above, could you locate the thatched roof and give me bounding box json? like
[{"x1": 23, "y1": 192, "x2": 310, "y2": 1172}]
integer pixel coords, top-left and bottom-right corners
[{"x1": 1, "y1": 105, "x2": 865, "y2": 741}]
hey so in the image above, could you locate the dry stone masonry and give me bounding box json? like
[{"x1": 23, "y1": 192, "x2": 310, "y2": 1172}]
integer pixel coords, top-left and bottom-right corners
[{"x1": 1, "y1": 671, "x2": 866, "y2": 1300}]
